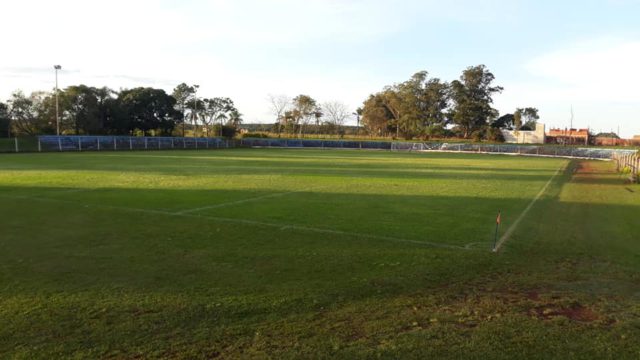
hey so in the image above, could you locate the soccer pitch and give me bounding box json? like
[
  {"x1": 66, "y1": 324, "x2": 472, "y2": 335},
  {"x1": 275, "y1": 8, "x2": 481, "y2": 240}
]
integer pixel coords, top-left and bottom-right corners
[{"x1": 1, "y1": 148, "x2": 639, "y2": 358}]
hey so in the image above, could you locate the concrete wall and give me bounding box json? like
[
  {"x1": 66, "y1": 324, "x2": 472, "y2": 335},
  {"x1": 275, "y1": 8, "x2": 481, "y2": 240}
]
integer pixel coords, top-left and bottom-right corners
[{"x1": 501, "y1": 123, "x2": 545, "y2": 144}]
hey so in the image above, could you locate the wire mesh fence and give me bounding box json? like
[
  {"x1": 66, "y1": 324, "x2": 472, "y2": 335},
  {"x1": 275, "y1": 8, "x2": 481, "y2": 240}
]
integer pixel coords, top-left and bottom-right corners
[
  {"x1": 240, "y1": 137, "x2": 637, "y2": 160},
  {"x1": 1, "y1": 136, "x2": 637, "y2": 165},
  {"x1": 0, "y1": 136, "x2": 235, "y2": 153},
  {"x1": 612, "y1": 151, "x2": 640, "y2": 182}
]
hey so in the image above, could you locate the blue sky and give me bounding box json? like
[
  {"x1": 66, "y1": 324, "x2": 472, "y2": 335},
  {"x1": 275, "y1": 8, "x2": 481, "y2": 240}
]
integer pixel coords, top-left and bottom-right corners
[{"x1": 2, "y1": 0, "x2": 640, "y2": 136}]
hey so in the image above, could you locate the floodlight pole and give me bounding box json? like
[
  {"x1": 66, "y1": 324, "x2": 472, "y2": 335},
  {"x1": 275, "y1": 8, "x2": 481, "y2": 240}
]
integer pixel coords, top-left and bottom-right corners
[
  {"x1": 193, "y1": 84, "x2": 199, "y2": 137},
  {"x1": 54, "y1": 65, "x2": 62, "y2": 135}
]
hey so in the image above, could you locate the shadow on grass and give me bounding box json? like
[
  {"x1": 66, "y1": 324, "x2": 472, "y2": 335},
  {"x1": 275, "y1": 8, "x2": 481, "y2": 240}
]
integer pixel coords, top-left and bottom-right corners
[{"x1": 1, "y1": 158, "x2": 640, "y2": 358}]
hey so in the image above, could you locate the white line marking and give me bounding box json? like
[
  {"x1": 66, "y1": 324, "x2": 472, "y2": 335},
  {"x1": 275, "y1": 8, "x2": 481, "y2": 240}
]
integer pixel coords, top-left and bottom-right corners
[
  {"x1": 175, "y1": 189, "x2": 305, "y2": 215},
  {"x1": 48, "y1": 187, "x2": 98, "y2": 195},
  {"x1": 493, "y1": 163, "x2": 567, "y2": 252},
  {"x1": 0, "y1": 193, "x2": 471, "y2": 251}
]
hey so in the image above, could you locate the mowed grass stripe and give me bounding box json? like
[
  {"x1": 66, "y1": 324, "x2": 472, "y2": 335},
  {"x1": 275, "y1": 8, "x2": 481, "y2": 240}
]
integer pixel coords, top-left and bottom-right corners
[
  {"x1": 0, "y1": 149, "x2": 566, "y2": 247},
  {"x1": 1, "y1": 149, "x2": 639, "y2": 358},
  {"x1": 0, "y1": 192, "x2": 471, "y2": 250}
]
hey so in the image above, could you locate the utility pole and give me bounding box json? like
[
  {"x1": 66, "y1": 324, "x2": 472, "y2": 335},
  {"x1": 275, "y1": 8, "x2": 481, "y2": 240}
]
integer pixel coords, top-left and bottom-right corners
[{"x1": 54, "y1": 65, "x2": 62, "y2": 135}]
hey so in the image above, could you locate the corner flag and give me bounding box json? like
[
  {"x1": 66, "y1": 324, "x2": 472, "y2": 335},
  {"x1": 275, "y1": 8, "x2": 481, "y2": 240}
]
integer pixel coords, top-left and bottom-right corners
[{"x1": 492, "y1": 211, "x2": 501, "y2": 252}]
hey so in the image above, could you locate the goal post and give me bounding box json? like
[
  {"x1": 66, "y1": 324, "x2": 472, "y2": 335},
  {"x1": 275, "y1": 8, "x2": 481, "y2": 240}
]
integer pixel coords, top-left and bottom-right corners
[{"x1": 391, "y1": 142, "x2": 425, "y2": 152}]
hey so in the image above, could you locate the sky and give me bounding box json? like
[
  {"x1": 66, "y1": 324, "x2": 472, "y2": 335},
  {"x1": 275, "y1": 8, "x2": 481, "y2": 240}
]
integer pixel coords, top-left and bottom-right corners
[{"x1": 1, "y1": 0, "x2": 640, "y2": 137}]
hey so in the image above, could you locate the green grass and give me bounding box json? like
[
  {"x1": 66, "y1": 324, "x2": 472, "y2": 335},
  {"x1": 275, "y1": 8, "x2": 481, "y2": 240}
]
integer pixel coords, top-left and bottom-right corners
[{"x1": 0, "y1": 148, "x2": 639, "y2": 359}]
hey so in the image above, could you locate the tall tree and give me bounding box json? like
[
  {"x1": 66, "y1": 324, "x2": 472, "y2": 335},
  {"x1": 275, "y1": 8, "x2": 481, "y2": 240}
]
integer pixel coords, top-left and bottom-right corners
[
  {"x1": 185, "y1": 97, "x2": 205, "y2": 137},
  {"x1": 322, "y1": 101, "x2": 350, "y2": 135},
  {"x1": 353, "y1": 107, "x2": 363, "y2": 135},
  {"x1": 0, "y1": 101, "x2": 10, "y2": 137},
  {"x1": 361, "y1": 93, "x2": 394, "y2": 136},
  {"x1": 267, "y1": 94, "x2": 290, "y2": 137},
  {"x1": 514, "y1": 107, "x2": 539, "y2": 130},
  {"x1": 291, "y1": 95, "x2": 318, "y2": 137},
  {"x1": 492, "y1": 113, "x2": 515, "y2": 129},
  {"x1": 449, "y1": 65, "x2": 503, "y2": 138},
  {"x1": 360, "y1": 71, "x2": 450, "y2": 139},
  {"x1": 94, "y1": 87, "x2": 117, "y2": 134},
  {"x1": 61, "y1": 85, "x2": 103, "y2": 134},
  {"x1": 227, "y1": 109, "x2": 243, "y2": 128},
  {"x1": 117, "y1": 87, "x2": 181, "y2": 136},
  {"x1": 7, "y1": 91, "x2": 54, "y2": 135},
  {"x1": 172, "y1": 83, "x2": 196, "y2": 136},
  {"x1": 201, "y1": 97, "x2": 237, "y2": 137}
]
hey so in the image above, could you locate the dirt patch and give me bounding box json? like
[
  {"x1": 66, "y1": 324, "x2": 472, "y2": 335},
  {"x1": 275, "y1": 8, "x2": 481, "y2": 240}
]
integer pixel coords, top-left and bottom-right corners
[
  {"x1": 529, "y1": 302, "x2": 599, "y2": 322},
  {"x1": 525, "y1": 291, "x2": 540, "y2": 301},
  {"x1": 574, "y1": 161, "x2": 597, "y2": 175}
]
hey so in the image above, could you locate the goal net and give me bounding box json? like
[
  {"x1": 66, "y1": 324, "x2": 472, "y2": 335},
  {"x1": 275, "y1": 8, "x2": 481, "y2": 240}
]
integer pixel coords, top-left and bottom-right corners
[{"x1": 390, "y1": 142, "x2": 426, "y2": 152}]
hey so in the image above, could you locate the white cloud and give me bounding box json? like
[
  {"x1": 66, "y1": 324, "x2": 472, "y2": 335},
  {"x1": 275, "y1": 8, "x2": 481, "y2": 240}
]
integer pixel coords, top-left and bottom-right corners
[
  {"x1": 524, "y1": 38, "x2": 640, "y2": 103},
  {"x1": 494, "y1": 37, "x2": 640, "y2": 137}
]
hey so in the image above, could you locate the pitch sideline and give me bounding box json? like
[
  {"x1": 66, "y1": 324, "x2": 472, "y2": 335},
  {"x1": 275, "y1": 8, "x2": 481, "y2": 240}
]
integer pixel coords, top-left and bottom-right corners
[
  {"x1": 0, "y1": 193, "x2": 475, "y2": 251},
  {"x1": 493, "y1": 162, "x2": 567, "y2": 252}
]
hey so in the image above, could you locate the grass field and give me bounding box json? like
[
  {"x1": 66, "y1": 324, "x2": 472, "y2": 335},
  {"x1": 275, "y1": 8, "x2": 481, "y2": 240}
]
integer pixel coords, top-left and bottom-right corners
[{"x1": 1, "y1": 148, "x2": 639, "y2": 359}]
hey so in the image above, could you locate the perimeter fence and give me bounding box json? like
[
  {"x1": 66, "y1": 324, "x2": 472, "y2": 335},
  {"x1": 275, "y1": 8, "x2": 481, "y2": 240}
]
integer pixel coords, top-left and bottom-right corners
[
  {"x1": 612, "y1": 151, "x2": 640, "y2": 182},
  {"x1": 1, "y1": 136, "x2": 637, "y2": 166},
  {"x1": 1, "y1": 136, "x2": 235, "y2": 153},
  {"x1": 240, "y1": 137, "x2": 637, "y2": 160}
]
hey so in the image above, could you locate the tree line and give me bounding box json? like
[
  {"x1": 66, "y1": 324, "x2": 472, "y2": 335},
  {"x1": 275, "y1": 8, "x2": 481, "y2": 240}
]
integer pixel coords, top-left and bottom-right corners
[
  {"x1": 261, "y1": 65, "x2": 538, "y2": 141},
  {"x1": 0, "y1": 84, "x2": 242, "y2": 138},
  {"x1": 1, "y1": 65, "x2": 539, "y2": 141},
  {"x1": 359, "y1": 65, "x2": 539, "y2": 141},
  {"x1": 266, "y1": 94, "x2": 351, "y2": 137}
]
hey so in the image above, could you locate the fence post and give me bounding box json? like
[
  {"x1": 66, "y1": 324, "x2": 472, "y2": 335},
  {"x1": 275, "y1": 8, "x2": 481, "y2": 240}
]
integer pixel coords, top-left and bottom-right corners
[
  {"x1": 97, "y1": 137, "x2": 100, "y2": 151},
  {"x1": 79, "y1": 137, "x2": 82, "y2": 151},
  {"x1": 129, "y1": 137, "x2": 133, "y2": 150},
  {"x1": 14, "y1": 137, "x2": 18, "y2": 153},
  {"x1": 144, "y1": 137, "x2": 148, "y2": 149},
  {"x1": 195, "y1": 138, "x2": 198, "y2": 149},
  {"x1": 158, "y1": 138, "x2": 161, "y2": 150},
  {"x1": 114, "y1": 137, "x2": 117, "y2": 150},
  {"x1": 183, "y1": 138, "x2": 186, "y2": 149},
  {"x1": 38, "y1": 138, "x2": 41, "y2": 152},
  {"x1": 58, "y1": 137, "x2": 62, "y2": 152}
]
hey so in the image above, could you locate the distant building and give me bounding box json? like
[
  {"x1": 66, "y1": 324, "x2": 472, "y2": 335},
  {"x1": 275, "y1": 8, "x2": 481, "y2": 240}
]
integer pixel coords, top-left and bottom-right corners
[
  {"x1": 546, "y1": 128, "x2": 589, "y2": 145},
  {"x1": 594, "y1": 136, "x2": 626, "y2": 147},
  {"x1": 501, "y1": 123, "x2": 545, "y2": 144}
]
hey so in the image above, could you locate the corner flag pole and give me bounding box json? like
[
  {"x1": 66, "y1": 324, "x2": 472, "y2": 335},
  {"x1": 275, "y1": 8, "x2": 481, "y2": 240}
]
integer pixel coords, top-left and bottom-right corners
[{"x1": 492, "y1": 211, "x2": 501, "y2": 252}]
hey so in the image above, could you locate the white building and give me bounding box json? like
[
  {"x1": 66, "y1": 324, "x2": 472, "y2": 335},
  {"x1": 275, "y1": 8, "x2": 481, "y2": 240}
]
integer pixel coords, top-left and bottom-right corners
[{"x1": 501, "y1": 123, "x2": 545, "y2": 144}]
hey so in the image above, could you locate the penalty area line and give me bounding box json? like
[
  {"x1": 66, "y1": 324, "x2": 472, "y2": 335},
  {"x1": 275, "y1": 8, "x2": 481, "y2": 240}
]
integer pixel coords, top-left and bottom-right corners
[
  {"x1": 493, "y1": 163, "x2": 566, "y2": 252},
  {"x1": 0, "y1": 193, "x2": 472, "y2": 252},
  {"x1": 174, "y1": 185, "x2": 332, "y2": 215}
]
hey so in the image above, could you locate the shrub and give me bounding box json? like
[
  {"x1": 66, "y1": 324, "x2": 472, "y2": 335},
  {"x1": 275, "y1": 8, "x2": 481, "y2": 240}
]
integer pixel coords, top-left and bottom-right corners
[
  {"x1": 212, "y1": 125, "x2": 238, "y2": 138},
  {"x1": 241, "y1": 132, "x2": 269, "y2": 139},
  {"x1": 486, "y1": 127, "x2": 505, "y2": 143},
  {"x1": 471, "y1": 129, "x2": 485, "y2": 142}
]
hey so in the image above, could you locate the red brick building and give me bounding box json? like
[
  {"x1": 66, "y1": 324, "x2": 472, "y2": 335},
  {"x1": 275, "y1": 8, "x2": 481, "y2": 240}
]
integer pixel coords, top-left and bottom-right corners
[{"x1": 545, "y1": 128, "x2": 590, "y2": 145}]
